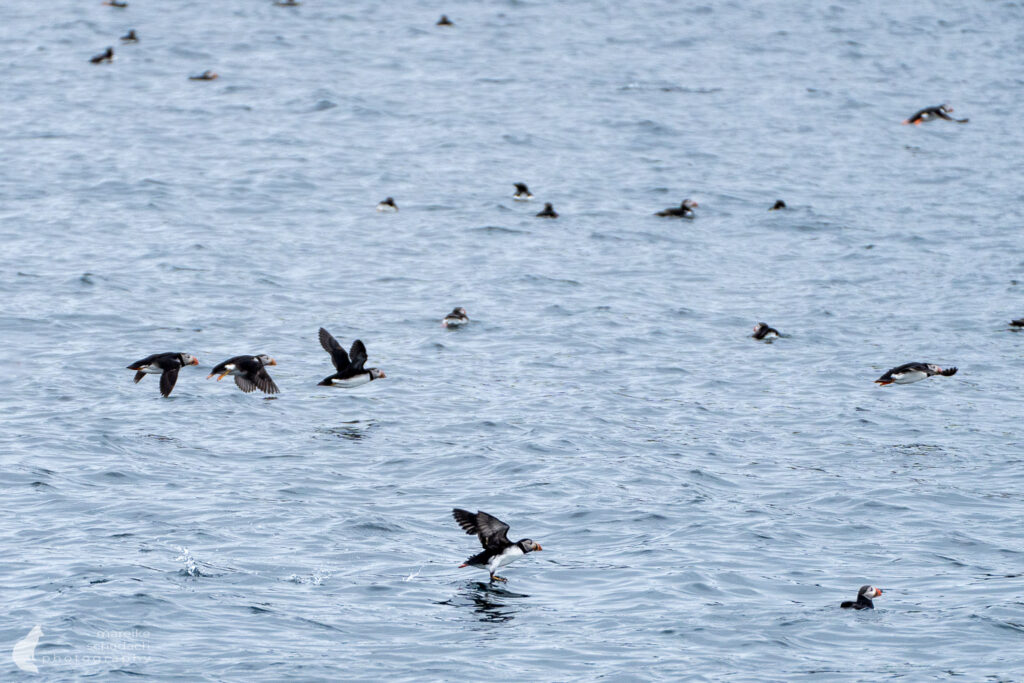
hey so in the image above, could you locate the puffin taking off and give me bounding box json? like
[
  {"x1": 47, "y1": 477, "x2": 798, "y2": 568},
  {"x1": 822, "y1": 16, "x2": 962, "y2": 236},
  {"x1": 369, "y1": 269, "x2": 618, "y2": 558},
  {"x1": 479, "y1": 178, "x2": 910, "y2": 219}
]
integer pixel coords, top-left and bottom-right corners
[
  {"x1": 903, "y1": 104, "x2": 968, "y2": 125},
  {"x1": 513, "y1": 183, "x2": 533, "y2": 201},
  {"x1": 841, "y1": 585, "x2": 882, "y2": 610},
  {"x1": 208, "y1": 354, "x2": 279, "y2": 394},
  {"x1": 318, "y1": 328, "x2": 386, "y2": 387},
  {"x1": 655, "y1": 199, "x2": 698, "y2": 218},
  {"x1": 90, "y1": 47, "x2": 114, "y2": 64},
  {"x1": 127, "y1": 352, "x2": 199, "y2": 397},
  {"x1": 437, "y1": 15, "x2": 453, "y2": 25},
  {"x1": 442, "y1": 307, "x2": 469, "y2": 328},
  {"x1": 770, "y1": 199, "x2": 786, "y2": 210},
  {"x1": 875, "y1": 362, "x2": 957, "y2": 385},
  {"x1": 452, "y1": 509, "x2": 542, "y2": 582},
  {"x1": 752, "y1": 322, "x2": 780, "y2": 340},
  {"x1": 376, "y1": 197, "x2": 398, "y2": 212},
  {"x1": 536, "y1": 203, "x2": 558, "y2": 218},
  {"x1": 120, "y1": 30, "x2": 138, "y2": 42},
  {"x1": 189, "y1": 70, "x2": 218, "y2": 80},
  {"x1": 1010, "y1": 318, "x2": 1024, "y2": 328}
]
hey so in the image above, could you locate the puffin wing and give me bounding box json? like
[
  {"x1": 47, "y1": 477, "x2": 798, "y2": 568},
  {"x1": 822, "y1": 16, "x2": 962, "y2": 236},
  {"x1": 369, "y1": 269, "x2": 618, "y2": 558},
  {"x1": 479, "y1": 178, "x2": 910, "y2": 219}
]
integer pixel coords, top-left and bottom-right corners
[
  {"x1": 254, "y1": 366, "x2": 280, "y2": 394},
  {"x1": 160, "y1": 367, "x2": 180, "y2": 397},
  {"x1": 453, "y1": 509, "x2": 511, "y2": 549},
  {"x1": 348, "y1": 340, "x2": 368, "y2": 373},
  {"x1": 319, "y1": 328, "x2": 349, "y2": 371},
  {"x1": 234, "y1": 373, "x2": 259, "y2": 393}
]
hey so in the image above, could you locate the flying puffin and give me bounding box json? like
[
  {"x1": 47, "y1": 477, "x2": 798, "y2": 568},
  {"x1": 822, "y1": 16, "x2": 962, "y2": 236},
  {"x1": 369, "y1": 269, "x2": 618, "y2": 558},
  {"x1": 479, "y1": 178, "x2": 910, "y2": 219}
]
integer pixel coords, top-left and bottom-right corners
[
  {"x1": 1010, "y1": 318, "x2": 1024, "y2": 328},
  {"x1": 189, "y1": 70, "x2": 218, "y2": 80},
  {"x1": 126, "y1": 352, "x2": 199, "y2": 397},
  {"x1": 903, "y1": 104, "x2": 968, "y2": 125},
  {"x1": 376, "y1": 197, "x2": 398, "y2": 212},
  {"x1": 207, "y1": 354, "x2": 279, "y2": 394},
  {"x1": 752, "y1": 322, "x2": 780, "y2": 340},
  {"x1": 655, "y1": 199, "x2": 698, "y2": 218},
  {"x1": 841, "y1": 585, "x2": 882, "y2": 610},
  {"x1": 513, "y1": 183, "x2": 533, "y2": 201},
  {"x1": 90, "y1": 47, "x2": 114, "y2": 64},
  {"x1": 452, "y1": 509, "x2": 542, "y2": 582},
  {"x1": 318, "y1": 328, "x2": 386, "y2": 387},
  {"x1": 536, "y1": 202, "x2": 558, "y2": 218},
  {"x1": 442, "y1": 307, "x2": 469, "y2": 328},
  {"x1": 875, "y1": 362, "x2": 957, "y2": 385}
]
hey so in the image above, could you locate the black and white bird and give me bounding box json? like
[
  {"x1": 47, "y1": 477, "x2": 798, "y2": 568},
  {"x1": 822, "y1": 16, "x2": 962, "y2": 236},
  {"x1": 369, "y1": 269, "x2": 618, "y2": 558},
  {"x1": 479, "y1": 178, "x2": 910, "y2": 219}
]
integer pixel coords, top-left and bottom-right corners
[
  {"x1": 90, "y1": 47, "x2": 114, "y2": 64},
  {"x1": 189, "y1": 70, "x2": 218, "y2": 81},
  {"x1": 875, "y1": 362, "x2": 957, "y2": 386},
  {"x1": 655, "y1": 199, "x2": 698, "y2": 218},
  {"x1": 442, "y1": 307, "x2": 469, "y2": 328},
  {"x1": 752, "y1": 322, "x2": 780, "y2": 340},
  {"x1": 903, "y1": 104, "x2": 968, "y2": 125},
  {"x1": 120, "y1": 30, "x2": 138, "y2": 42},
  {"x1": 452, "y1": 509, "x2": 542, "y2": 582},
  {"x1": 318, "y1": 328, "x2": 386, "y2": 387},
  {"x1": 536, "y1": 202, "x2": 558, "y2": 218},
  {"x1": 207, "y1": 354, "x2": 279, "y2": 394},
  {"x1": 126, "y1": 352, "x2": 199, "y2": 397},
  {"x1": 436, "y1": 14, "x2": 453, "y2": 25},
  {"x1": 841, "y1": 585, "x2": 882, "y2": 610},
  {"x1": 513, "y1": 183, "x2": 533, "y2": 201},
  {"x1": 376, "y1": 197, "x2": 398, "y2": 212},
  {"x1": 1010, "y1": 318, "x2": 1024, "y2": 328}
]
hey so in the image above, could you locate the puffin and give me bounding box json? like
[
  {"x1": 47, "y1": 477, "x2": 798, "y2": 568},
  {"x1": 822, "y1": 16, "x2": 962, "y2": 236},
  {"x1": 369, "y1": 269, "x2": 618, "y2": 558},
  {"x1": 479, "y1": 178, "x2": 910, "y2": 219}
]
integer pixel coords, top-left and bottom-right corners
[
  {"x1": 274, "y1": 0, "x2": 300, "y2": 5},
  {"x1": 442, "y1": 307, "x2": 469, "y2": 328},
  {"x1": 452, "y1": 509, "x2": 542, "y2": 582},
  {"x1": 189, "y1": 70, "x2": 218, "y2": 81},
  {"x1": 126, "y1": 352, "x2": 199, "y2": 397},
  {"x1": 655, "y1": 199, "x2": 698, "y2": 218},
  {"x1": 376, "y1": 197, "x2": 398, "y2": 212},
  {"x1": 90, "y1": 47, "x2": 114, "y2": 64},
  {"x1": 437, "y1": 15, "x2": 453, "y2": 26},
  {"x1": 318, "y1": 328, "x2": 386, "y2": 387},
  {"x1": 1010, "y1": 318, "x2": 1024, "y2": 328},
  {"x1": 752, "y1": 322, "x2": 780, "y2": 340},
  {"x1": 536, "y1": 202, "x2": 558, "y2": 218},
  {"x1": 875, "y1": 362, "x2": 957, "y2": 386},
  {"x1": 207, "y1": 354, "x2": 279, "y2": 394},
  {"x1": 120, "y1": 30, "x2": 138, "y2": 42},
  {"x1": 903, "y1": 104, "x2": 968, "y2": 125},
  {"x1": 769, "y1": 199, "x2": 787, "y2": 210},
  {"x1": 103, "y1": 0, "x2": 128, "y2": 7},
  {"x1": 513, "y1": 183, "x2": 533, "y2": 201},
  {"x1": 841, "y1": 585, "x2": 882, "y2": 610}
]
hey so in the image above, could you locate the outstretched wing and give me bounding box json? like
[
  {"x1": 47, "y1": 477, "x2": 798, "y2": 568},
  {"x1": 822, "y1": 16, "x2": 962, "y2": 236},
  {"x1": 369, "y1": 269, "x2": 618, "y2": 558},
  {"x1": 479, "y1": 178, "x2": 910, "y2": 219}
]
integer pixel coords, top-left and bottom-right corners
[
  {"x1": 348, "y1": 340, "x2": 368, "y2": 373},
  {"x1": 234, "y1": 374, "x2": 259, "y2": 393},
  {"x1": 255, "y1": 366, "x2": 280, "y2": 394},
  {"x1": 452, "y1": 509, "x2": 511, "y2": 549},
  {"x1": 160, "y1": 367, "x2": 180, "y2": 397},
  {"x1": 319, "y1": 328, "x2": 349, "y2": 371}
]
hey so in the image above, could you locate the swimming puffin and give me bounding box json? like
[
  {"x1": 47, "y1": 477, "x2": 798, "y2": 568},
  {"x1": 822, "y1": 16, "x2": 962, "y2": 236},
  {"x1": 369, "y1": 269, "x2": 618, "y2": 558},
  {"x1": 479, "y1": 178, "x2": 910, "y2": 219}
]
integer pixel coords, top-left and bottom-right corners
[
  {"x1": 513, "y1": 183, "x2": 533, "y2": 200},
  {"x1": 90, "y1": 47, "x2": 114, "y2": 64},
  {"x1": 769, "y1": 199, "x2": 786, "y2": 210},
  {"x1": 273, "y1": 0, "x2": 300, "y2": 5},
  {"x1": 126, "y1": 352, "x2": 199, "y2": 397},
  {"x1": 442, "y1": 307, "x2": 469, "y2": 328},
  {"x1": 318, "y1": 328, "x2": 386, "y2": 387},
  {"x1": 120, "y1": 30, "x2": 138, "y2": 42},
  {"x1": 536, "y1": 202, "x2": 558, "y2": 218},
  {"x1": 189, "y1": 70, "x2": 218, "y2": 80},
  {"x1": 1010, "y1": 318, "x2": 1024, "y2": 328},
  {"x1": 655, "y1": 199, "x2": 698, "y2": 218},
  {"x1": 752, "y1": 322, "x2": 780, "y2": 340},
  {"x1": 437, "y1": 15, "x2": 453, "y2": 25},
  {"x1": 903, "y1": 104, "x2": 968, "y2": 125},
  {"x1": 841, "y1": 585, "x2": 882, "y2": 610},
  {"x1": 452, "y1": 509, "x2": 542, "y2": 582},
  {"x1": 875, "y1": 362, "x2": 957, "y2": 385},
  {"x1": 376, "y1": 197, "x2": 398, "y2": 212},
  {"x1": 103, "y1": 0, "x2": 127, "y2": 7},
  {"x1": 207, "y1": 354, "x2": 279, "y2": 394}
]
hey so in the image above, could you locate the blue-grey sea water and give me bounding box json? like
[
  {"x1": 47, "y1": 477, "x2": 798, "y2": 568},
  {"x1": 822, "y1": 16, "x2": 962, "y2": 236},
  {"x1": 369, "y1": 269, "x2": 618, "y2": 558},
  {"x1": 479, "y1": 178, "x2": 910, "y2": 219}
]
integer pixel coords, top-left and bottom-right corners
[{"x1": 3, "y1": 0, "x2": 1024, "y2": 680}]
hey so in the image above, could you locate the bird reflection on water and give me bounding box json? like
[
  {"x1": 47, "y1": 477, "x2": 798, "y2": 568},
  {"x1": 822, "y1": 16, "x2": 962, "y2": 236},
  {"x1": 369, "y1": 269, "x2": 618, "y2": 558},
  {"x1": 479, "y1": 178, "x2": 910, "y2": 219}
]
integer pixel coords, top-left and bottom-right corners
[{"x1": 439, "y1": 582, "x2": 530, "y2": 624}]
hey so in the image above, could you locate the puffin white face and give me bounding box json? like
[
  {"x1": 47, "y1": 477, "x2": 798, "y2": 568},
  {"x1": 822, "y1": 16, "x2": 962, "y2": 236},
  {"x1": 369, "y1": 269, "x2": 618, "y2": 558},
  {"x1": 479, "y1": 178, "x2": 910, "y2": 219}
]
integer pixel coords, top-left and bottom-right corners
[
  {"x1": 369, "y1": 368, "x2": 386, "y2": 380},
  {"x1": 925, "y1": 364, "x2": 943, "y2": 374},
  {"x1": 863, "y1": 586, "x2": 882, "y2": 599},
  {"x1": 256, "y1": 354, "x2": 277, "y2": 366},
  {"x1": 522, "y1": 539, "x2": 542, "y2": 552},
  {"x1": 179, "y1": 353, "x2": 199, "y2": 366}
]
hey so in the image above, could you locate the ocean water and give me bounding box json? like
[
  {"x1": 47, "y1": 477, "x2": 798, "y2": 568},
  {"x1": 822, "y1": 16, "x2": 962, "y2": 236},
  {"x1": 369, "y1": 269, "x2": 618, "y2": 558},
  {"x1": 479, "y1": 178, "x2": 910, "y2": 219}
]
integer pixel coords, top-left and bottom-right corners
[{"x1": 3, "y1": 0, "x2": 1024, "y2": 679}]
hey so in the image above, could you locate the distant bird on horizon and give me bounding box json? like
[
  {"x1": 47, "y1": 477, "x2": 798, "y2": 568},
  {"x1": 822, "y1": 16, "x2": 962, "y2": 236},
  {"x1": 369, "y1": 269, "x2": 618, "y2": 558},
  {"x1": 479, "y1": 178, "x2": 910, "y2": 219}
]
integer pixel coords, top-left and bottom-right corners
[
  {"x1": 318, "y1": 328, "x2": 386, "y2": 387},
  {"x1": 437, "y1": 15, "x2": 453, "y2": 26},
  {"x1": 841, "y1": 585, "x2": 882, "y2": 610},
  {"x1": 513, "y1": 183, "x2": 533, "y2": 201},
  {"x1": 127, "y1": 352, "x2": 199, "y2": 397},
  {"x1": 875, "y1": 362, "x2": 957, "y2": 386},
  {"x1": 903, "y1": 104, "x2": 968, "y2": 125},
  {"x1": 751, "y1": 322, "x2": 780, "y2": 340},
  {"x1": 208, "y1": 354, "x2": 279, "y2": 394},
  {"x1": 769, "y1": 199, "x2": 786, "y2": 210},
  {"x1": 189, "y1": 70, "x2": 218, "y2": 80},
  {"x1": 273, "y1": 0, "x2": 301, "y2": 5},
  {"x1": 536, "y1": 202, "x2": 558, "y2": 218},
  {"x1": 1009, "y1": 318, "x2": 1024, "y2": 328},
  {"x1": 376, "y1": 197, "x2": 398, "y2": 212},
  {"x1": 90, "y1": 47, "x2": 114, "y2": 64},
  {"x1": 120, "y1": 29, "x2": 138, "y2": 42},
  {"x1": 103, "y1": 0, "x2": 128, "y2": 7},
  {"x1": 442, "y1": 307, "x2": 469, "y2": 328},
  {"x1": 452, "y1": 509, "x2": 542, "y2": 582},
  {"x1": 655, "y1": 199, "x2": 698, "y2": 218}
]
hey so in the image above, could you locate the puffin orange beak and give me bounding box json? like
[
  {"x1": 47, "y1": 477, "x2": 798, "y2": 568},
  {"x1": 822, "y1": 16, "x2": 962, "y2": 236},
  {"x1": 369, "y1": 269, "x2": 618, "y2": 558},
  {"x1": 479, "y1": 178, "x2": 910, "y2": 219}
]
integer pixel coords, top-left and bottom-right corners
[
  {"x1": 535, "y1": 544, "x2": 542, "y2": 551},
  {"x1": 268, "y1": 358, "x2": 277, "y2": 366},
  {"x1": 206, "y1": 373, "x2": 215, "y2": 379},
  {"x1": 217, "y1": 372, "x2": 229, "y2": 381},
  {"x1": 379, "y1": 371, "x2": 387, "y2": 378},
  {"x1": 191, "y1": 358, "x2": 199, "y2": 365},
  {"x1": 875, "y1": 588, "x2": 882, "y2": 596}
]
